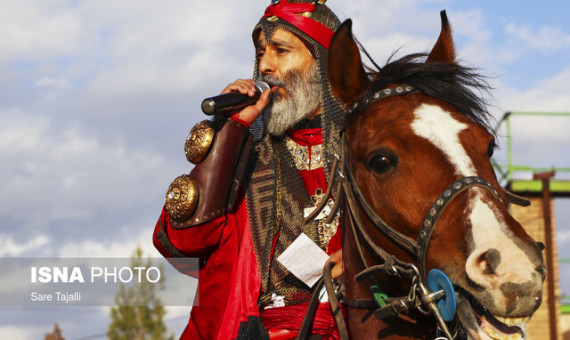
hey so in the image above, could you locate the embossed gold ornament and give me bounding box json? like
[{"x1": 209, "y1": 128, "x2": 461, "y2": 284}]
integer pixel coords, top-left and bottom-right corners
[
  {"x1": 285, "y1": 136, "x2": 325, "y2": 171},
  {"x1": 308, "y1": 188, "x2": 339, "y2": 251},
  {"x1": 165, "y1": 175, "x2": 199, "y2": 221},
  {"x1": 184, "y1": 120, "x2": 215, "y2": 164}
]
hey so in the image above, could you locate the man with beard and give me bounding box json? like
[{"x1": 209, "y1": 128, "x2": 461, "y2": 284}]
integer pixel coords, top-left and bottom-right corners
[{"x1": 153, "y1": 1, "x2": 347, "y2": 339}]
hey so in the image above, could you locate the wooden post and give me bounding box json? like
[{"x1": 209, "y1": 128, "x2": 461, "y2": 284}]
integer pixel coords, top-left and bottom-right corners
[{"x1": 533, "y1": 171, "x2": 558, "y2": 340}]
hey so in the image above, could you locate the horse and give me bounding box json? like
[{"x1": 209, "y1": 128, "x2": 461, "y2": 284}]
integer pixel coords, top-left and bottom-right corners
[{"x1": 323, "y1": 11, "x2": 545, "y2": 340}]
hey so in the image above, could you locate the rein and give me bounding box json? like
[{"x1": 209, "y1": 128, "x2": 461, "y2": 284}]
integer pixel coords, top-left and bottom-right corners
[
  {"x1": 297, "y1": 84, "x2": 531, "y2": 340},
  {"x1": 338, "y1": 136, "x2": 504, "y2": 339}
]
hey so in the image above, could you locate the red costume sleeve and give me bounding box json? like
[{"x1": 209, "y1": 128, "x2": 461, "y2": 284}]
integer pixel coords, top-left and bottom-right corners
[
  {"x1": 154, "y1": 205, "x2": 227, "y2": 256},
  {"x1": 153, "y1": 204, "x2": 230, "y2": 276}
]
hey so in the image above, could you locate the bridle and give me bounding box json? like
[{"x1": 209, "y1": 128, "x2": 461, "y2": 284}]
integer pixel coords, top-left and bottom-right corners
[
  {"x1": 342, "y1": 139, "x2": 502, "y2": 338},
  {"x1": 297, "y1": 84, "x2": 530, "y2": 340}
]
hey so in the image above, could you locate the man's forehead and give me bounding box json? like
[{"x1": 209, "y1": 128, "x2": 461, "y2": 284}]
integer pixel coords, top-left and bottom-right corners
[{"x1": 256, "y1": 29, "x2": 304, "y2": 48}]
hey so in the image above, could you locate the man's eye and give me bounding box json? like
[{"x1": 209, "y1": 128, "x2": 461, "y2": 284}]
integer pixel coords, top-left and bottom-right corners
[{"x1": 277, "y1": 48, "x2": 288, "y2": 54}]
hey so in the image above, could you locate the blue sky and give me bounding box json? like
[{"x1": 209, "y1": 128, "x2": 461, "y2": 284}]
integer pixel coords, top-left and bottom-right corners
[
  {"x1": 448, "y1": 0, "x2": 569, "y2": 89},
  {"x1": 1, "y1": 1, "x2": 569, "y2": 339}
]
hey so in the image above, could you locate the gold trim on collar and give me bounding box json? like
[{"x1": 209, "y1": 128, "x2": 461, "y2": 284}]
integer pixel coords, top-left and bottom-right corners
[{"x1": 285, "y1": 136, "x2": 325, "y2": 171}]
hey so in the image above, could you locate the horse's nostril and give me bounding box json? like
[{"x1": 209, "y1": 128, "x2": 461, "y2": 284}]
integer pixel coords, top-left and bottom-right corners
[
  {"x1": 480, "y1": 248, "x2": 501, "y2": 275},
  {"x1": 536, "y1": 266, "x2": 547, "y2": 280},
  {"x1": 536, "y1": 241, "x2": 545, "y2": 251}
]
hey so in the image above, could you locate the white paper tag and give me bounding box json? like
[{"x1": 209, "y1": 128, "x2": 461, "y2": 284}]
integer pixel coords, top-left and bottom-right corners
[
  {"x1": 276, "y1": 233, "x2": 329, "y2": 288},
  {"x1": 263, "y1": 293, "x2": 286, "y2": 309},
  {"x1": 303, "y1": 205, "x2": 331, "y2": 220}
]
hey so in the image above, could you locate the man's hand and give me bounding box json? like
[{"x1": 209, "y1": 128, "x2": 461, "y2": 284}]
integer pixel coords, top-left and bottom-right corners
[
  {"x1": 326, "y1": 249, "x2": 344, "y2": 279},
  {"x1": 222, "y1": 79, "x2": 276, "y2": 125}
]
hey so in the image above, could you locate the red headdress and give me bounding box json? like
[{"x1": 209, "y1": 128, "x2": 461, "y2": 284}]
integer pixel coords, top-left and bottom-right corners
[{"x1": 262, "y1": 0, "x2": 335, "y2": 49}]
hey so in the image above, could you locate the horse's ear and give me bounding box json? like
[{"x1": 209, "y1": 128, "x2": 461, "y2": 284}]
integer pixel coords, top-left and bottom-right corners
[
  {"x1": 328, "y1": 19, "x2": 370, "y2": 105},
  {"x1": 427, "y1": 10, "x2": 456, "y2": 63}
]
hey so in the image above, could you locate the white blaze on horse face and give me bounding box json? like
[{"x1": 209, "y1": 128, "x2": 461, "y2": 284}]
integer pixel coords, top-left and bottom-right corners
[
  {"x1": 411, "y1": 104, "x2": 535, "y2": 288},
  {"x1": 410, "y1": 104, "x2": 475, "y2": 177}
]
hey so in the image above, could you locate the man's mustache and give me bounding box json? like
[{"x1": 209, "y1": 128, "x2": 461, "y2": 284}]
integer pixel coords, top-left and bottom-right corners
[
  {"x1": 259, "y1": 68, "x2": 306, "y2": 91},
  {"x1": 259, "y1": 74, "x2": 287, "y2": 89}
]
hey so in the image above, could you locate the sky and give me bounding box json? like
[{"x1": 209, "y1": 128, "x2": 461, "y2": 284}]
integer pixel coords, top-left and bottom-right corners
[{"x1": 1, "y1": 0, "x2": 569, "y2": 339}]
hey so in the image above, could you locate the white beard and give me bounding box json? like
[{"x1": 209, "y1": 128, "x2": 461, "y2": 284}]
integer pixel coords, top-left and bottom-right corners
[{"x1": 261, "y1": 64, "x2": 322, "y2": 137}]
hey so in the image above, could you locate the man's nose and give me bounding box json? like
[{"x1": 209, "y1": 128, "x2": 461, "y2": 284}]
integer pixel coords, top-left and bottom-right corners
[{"x1": 259, "y1": 54, "x2": 276, "y2": 75}]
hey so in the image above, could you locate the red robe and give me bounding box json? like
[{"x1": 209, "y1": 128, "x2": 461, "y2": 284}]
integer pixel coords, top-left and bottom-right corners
[{"x1": 153, "y1": 127, "x2": 341, "y2": 339}]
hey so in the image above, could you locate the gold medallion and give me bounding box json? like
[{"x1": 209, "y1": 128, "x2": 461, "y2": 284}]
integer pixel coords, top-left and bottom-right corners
[
  {"x1": 165, "y1": 175, "x2": 199, "y2": 221},
  {"x1": 184, "y1": 120, "x2": 215, "y2": 164}
]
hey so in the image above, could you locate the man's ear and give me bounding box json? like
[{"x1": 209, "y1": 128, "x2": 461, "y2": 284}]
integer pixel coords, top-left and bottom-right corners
[
  {"x1": 328, "y1": 19, "x2": 370, "y2": 106},
  {"x1": 427, "y1": 10, "x2": 456, "y2": 63}
]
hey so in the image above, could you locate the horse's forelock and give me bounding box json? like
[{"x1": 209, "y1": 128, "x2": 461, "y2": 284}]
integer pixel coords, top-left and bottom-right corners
[{"x1": 343, "y1": 54, "x2": 495, "y2": 136}]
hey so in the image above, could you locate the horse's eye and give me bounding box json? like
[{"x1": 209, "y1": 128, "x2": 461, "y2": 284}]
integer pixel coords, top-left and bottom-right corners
[
  {"x1": 369, "y1": 154, "x2": 395, "y2": 174},
  {"x1": 487, "y1": 140, "x2": 497, "y2": 158}
]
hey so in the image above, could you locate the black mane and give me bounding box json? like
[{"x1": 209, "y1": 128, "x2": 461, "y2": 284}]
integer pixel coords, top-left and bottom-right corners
[{"x1": 346, "y1": 53, "x2": 494, "y2": 134}]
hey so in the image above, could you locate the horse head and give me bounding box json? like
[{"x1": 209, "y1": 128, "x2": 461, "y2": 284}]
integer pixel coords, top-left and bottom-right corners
[{"x1": 328, "y1": 12, "x2": 545, "y2": 340}]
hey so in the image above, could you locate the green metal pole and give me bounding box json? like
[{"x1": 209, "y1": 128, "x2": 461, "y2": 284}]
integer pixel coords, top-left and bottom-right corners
[
  {"x1": 509, "y1": 111, "x2": 570, "y2": 117},
  {"x1": 505, "y1": 112, "x2": 513, "y2": 183}
]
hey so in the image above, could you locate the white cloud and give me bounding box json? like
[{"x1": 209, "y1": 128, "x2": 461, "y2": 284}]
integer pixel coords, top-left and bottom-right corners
[
  {"x1": 0, "y1": 235, "x2": 49, "y2": 257},
  {"x1": 559, "y1": 229, "x2": 570, "y2": 244},
  {"x1": 334, "y1": 0, "x2": 441, "y2": 41},
  {"x1": 449, "y1": 10, "x2": 515, "y2": 67},
  {"x1": 31, "y1": 77, "x2": 73, "y2": 103},
  {"x1": 0, "y1": 111, "x2": 45, "y2": 152},
  {"x1": 506, "y1": 23, "x2": 570, "y2": 51},
  {"x1": 0, "y1": 0, "x2": 262, "y2": 103},
  {"x1": 493, "y1": 66, "x2": 570, "y2": 142},
  {"x1": 57, "y1": 227, "x2": 161, "y2": 258},
  {"x1": 0, "y1": 326, "x2": 34, "y2": 340},
  {"x1": 489, "y1": 67, "x2": 570, "y2": 174},
  {"x1": 0, "y1": 108, "x2": 172, "y2": 249},
  {"x1": 0, "y1": 1, "x2": 85, "y2": 60},
  {"x1": 504, "y1": 66, "x2": 570, "y2": 111}
]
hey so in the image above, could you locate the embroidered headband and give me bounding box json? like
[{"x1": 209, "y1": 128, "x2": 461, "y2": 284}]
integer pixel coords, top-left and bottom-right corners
[{"x1": 262, "y1": 0, "x2": 335, "y2": 49}]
